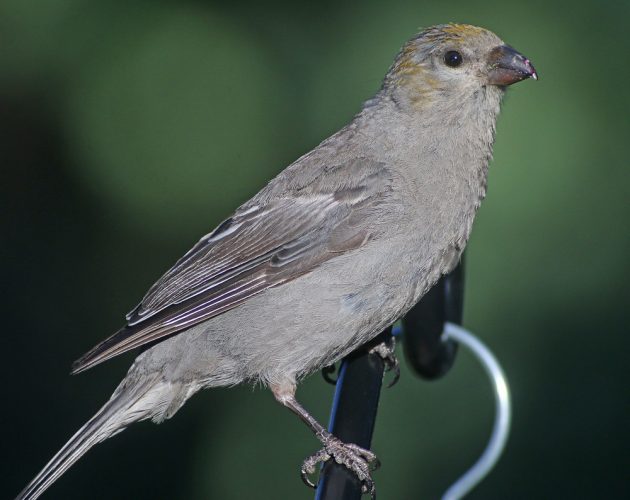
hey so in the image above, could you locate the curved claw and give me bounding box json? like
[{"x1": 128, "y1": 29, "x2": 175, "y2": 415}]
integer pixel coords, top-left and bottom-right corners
[
  {"x1": 385, "y1": 358, "x2": 400, "y2": 388},
  {"x1": 369, "y1": 455, "x2": 382, "y2": 471},
  {"x1": 362, "y1": 480, "x2": 377, "y2": 499},
  {"x1": 321, "y1": 364, "x2": 339, "y2": 385},
  {"x1": 301, "y1": 448, "x2": 331, "y2": 489},
  {"x1": 301, "y1": 469, "x2": 317, "y2": 489}
]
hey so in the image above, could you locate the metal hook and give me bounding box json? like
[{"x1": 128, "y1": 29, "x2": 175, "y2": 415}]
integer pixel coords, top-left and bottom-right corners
[{"x1": 441, "y1": 323, "x2": 512, "y2": 500}]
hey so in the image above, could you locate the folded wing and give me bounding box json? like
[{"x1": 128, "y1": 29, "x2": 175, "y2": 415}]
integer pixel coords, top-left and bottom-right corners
[{"x1": 72, "y1": 158, "x2": 392, "y2": 373}]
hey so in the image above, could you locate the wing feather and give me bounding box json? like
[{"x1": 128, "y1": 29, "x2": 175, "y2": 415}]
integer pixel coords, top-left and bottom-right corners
[{"x1": 72, "y1": 158, "x2": 391, "y2": 373}]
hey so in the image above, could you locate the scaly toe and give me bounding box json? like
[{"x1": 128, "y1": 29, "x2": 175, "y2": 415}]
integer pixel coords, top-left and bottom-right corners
[
  {"x1": 345, "y1": 443, "x2": 380, "y2": 469},
  {"x1": 301, "y1": 448, "x2": 331, "y2": 488},
  {"x1": 299, "y1": 435, "x2": 379, "y2": 496}
]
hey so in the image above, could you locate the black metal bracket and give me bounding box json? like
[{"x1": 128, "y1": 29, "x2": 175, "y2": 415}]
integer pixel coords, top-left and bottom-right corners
[
  {"x1": 402, "y1": 258, "x2": 464, "y2": 380},
  {"x1": 316, "y1": 259, "x2": 465, "y2": 499},
  {"x1": 315, "y1": 328, "x2": 391, "y2": 500}
]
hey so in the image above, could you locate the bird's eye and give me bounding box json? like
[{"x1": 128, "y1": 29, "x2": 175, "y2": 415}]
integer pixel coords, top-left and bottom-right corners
[{"x1": 444, "y1": 50, "x2": 463, "y2": 68}]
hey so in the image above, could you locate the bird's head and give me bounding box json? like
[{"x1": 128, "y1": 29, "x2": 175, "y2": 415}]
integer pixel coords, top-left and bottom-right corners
[{"x1": 383, "y1": 24, "x2": 537, "y2": 109}]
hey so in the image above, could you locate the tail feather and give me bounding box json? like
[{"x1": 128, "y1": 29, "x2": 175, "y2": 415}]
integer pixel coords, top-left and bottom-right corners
[{"x1": 16, "y1": 376, "x2": 168, "y2": 500}]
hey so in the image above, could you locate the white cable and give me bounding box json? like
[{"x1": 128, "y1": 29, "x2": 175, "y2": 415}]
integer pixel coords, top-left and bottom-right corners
[{"x1": 441, "y1": 322, "x2": 512, "y2": 500}]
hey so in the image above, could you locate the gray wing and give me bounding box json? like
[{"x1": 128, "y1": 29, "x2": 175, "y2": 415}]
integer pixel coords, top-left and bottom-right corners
[{"x1": 72, "y1": 158, "x2": 392, "y2": 373}]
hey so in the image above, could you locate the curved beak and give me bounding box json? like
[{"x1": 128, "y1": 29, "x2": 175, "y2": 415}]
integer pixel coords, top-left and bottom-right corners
[{"x1": 487, "y1": 45, "x2": 538, "y2": 86}]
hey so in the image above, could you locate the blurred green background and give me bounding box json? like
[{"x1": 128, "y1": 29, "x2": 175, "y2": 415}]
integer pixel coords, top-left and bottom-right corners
[{"x1": 2, "y1": 0, "x2": 628, "y2": 498}]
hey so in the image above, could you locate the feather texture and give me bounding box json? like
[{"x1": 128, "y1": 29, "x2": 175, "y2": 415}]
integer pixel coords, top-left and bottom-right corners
[{"x1": 71, "y1": 159, "x2": 390, "y2": 373}]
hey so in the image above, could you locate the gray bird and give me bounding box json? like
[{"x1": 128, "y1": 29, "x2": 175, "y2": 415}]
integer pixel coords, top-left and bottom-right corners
[{"x1": 16, "y1": 23, "x2": 536, "y2": 499}]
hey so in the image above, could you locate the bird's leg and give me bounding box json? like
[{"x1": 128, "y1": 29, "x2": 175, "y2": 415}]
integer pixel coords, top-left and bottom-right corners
[
  {"x1": 271, "y1": 383, "x2": 380, "y2": 497},
  {"x1": 369, "y1": 335, "x2": 400, "y2": 387}
]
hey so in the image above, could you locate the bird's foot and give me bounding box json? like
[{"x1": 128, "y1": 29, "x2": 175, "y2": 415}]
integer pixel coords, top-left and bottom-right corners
[
  {"x1": 301, "y1": 433, "x2": 380, "y2": 498},
  {"x1": 321, "y1": 363, "x2": 339, "y2": 385},
  {"x1": 369, "y1": 336, "x2": 400, "y2": 387}
]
